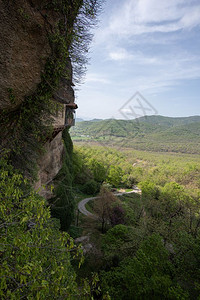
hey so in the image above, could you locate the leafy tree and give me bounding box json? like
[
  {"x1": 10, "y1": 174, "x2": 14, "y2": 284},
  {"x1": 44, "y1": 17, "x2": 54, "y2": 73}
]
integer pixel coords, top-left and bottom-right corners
[
  {"x1": 82, "y1": 179, "x2": 100, "y2": 195},
  {"x1": 87, "y1": 158, "x2": 107, "y2": 183},
  {"x1": 73, "y1": 149, "x2": 93, "y2": 185},
  {"x1": 93, "y1": 186, "x2": 118, "y2": 233},
  {"x1": 110, "y1": 205, "x2": 125, "y2": 226},
  {"x1": 101, "y1": 225, "x2": 131, "y2": 267},
  {"x1": 139, "y1": 180, "x2": 160, "y2": 201},
  {"x1": 122, "y1": 174, "x2": 136, "y2": 188},
  {"x1": 0, "y1": 157, "x2": 84, "y2": 299},
  {"x1": 101, "y1": 234, "x2": 188, "y2": 300},
  {"x1": 107, "y1": 165, "x2": 123, "y2": 187}
]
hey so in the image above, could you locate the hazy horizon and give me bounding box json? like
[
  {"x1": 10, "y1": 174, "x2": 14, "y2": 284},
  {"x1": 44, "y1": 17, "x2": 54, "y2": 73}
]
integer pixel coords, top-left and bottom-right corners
[{"x1": 76, "y1": 114, "x2": 200, "y2": 122}]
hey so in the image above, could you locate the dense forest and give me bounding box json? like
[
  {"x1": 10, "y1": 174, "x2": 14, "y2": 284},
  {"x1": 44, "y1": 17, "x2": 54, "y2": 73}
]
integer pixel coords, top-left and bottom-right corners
[{"x1": 71, "y1": 142, "x2": 200, "y2": 299}]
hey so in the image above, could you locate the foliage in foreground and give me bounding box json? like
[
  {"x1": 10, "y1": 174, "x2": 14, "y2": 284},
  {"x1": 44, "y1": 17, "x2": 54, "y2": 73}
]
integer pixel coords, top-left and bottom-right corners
[
  {"x1": 101, "y1": 234, "x2": 189, "y2": 300},
  {"x1": 0, "y1": 157, "x2": 86, "y2": 299}
]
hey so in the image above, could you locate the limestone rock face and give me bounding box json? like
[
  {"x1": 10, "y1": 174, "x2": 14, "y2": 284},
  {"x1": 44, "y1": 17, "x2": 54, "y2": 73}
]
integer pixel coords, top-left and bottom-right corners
[
  {"x1": 35, "y1": 132, "x2": 64, "y2": 198},
  {"x1": 0, "y1": 0, "x2": 51, "y2": 110},
  {"x1": 53, "y1": 59, "x2": 75, "y2": 105}
]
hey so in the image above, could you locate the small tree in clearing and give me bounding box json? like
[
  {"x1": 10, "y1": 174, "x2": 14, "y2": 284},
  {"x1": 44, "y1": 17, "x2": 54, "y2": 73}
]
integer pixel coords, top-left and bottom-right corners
[
  {"x1": 94, "y1": 186, "x2": 118, "y2": 233},
  {"x1": 110, "y1": 205, "x2": 125, "y2": 226}
]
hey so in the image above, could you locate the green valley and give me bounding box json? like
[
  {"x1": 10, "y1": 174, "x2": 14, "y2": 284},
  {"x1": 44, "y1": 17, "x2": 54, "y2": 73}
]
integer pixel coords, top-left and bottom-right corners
[
  {"x1": 69, "y1": 116, "x2": 200, "y2": 299},
  {"x1": 70, "y1": 115, "x2": 200, "y2": 154}
]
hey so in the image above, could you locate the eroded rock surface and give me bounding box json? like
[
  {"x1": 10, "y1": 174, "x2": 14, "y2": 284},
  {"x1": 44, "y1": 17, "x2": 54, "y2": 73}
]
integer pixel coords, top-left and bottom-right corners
[
  {"x1": 35, "y1": 131, "x2": 65, "y2": 198},
  {"x1": 0, "y1": 0, "x2": 51, "y2": 110}
]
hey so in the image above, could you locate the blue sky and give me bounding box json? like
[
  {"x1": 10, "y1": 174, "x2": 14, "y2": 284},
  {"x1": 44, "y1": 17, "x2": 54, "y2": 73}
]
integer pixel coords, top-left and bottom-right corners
[{"x1": 75, "y1": 0, "x2": 200, "y2": 120}]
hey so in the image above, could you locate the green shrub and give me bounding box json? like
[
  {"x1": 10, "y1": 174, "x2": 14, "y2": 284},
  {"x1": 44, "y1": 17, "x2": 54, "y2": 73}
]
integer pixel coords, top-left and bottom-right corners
[
  {"x1": 69, "y1": 225, "x2": 83, "y2": 239},
  {"x1": 82, "y1": 179, "x2": 100, "y2": 195},
  {"x1": 0, "y1": 157, "x2": 83, "y2": 299}
]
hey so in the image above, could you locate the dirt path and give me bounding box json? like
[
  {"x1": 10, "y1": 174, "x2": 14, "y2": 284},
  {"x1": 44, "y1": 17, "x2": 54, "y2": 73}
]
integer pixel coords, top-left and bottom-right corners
[
  {"x1": 78, "y1": 188, "x2": 141, "y2": 219},
  {"x1": 78, "y1": 196, "x2": 99, "y2": 219}
]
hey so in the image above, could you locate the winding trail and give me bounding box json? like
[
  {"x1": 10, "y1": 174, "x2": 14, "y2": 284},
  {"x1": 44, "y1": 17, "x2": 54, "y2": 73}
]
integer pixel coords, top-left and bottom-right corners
[
  {"x1": 78, "y1": 188, "x2": 141, "y2": 219},
  {"x1": 78, "y1": 196, "x2": 99, "y2": 219}
]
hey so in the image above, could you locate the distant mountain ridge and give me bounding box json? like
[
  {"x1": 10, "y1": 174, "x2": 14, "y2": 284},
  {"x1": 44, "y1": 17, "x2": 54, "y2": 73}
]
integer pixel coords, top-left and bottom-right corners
[
  {"x1": 134, "y1": 115, "x2": 200, "y2": 126},
  {"x1": 71, "y1": 115, "x2": 200, "y2": 154},
  {"x1": 76, "y1": 118, "x2": 85, "y2": 123}
]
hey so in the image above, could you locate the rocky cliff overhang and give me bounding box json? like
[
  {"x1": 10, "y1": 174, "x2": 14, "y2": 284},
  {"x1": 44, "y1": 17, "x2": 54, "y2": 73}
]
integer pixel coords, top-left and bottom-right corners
[
  {"x1": 0, "y1": 0, "x2": 83, "y2": 177},
  {"x1": 0, "y1": 0, "x2": 81, "y2": 111}
]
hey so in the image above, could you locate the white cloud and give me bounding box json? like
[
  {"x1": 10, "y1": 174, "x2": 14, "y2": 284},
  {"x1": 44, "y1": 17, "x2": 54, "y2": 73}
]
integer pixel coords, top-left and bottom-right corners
[
  {"x1": 100, "y1": 0, "x2": 200, "y2": 39},
  {"x1": 180, "y1": 6, "x2": 200, "y2": 28},
  {"x1": 85, "y1": 73, "x2": 111, "y2": 84},
  {"x1": 123, "y1": 60, "x2": 200, "y2": 95},
  {"x1": 76, "y1": 0, "x2": 200, "y2": 119},
  {"x1": 109, "y1": 48, "x2": 133, "y2": 61},
  {"x1": 108, "y1": 48, "x2": 163, "y2": 65},
  {"x1": 108, "y1": 48, "x2": 162, "y2": 65}
]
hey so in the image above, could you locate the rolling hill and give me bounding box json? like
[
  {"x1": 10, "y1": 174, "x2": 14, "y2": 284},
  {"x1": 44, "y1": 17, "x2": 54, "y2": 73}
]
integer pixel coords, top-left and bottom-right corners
[{"x1": 70, "y1": 115, "x2": 200, "y2": 154}]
